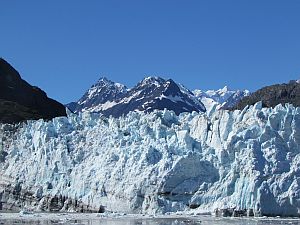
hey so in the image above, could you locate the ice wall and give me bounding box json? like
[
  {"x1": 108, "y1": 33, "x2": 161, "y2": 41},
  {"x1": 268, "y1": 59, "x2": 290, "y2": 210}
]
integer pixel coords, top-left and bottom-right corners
[{"x1": 1, "y1": 103, "x2": 300, "y2": 216}]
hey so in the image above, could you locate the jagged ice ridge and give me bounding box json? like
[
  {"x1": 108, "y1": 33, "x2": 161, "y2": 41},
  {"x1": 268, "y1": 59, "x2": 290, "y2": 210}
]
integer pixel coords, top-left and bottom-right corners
[{"x1": 1, "y1": 103, "x2": 300, "y2": 216}]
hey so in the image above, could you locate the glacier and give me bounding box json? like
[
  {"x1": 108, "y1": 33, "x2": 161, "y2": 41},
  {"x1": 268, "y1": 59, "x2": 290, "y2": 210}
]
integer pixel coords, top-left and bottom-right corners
[{"x1": 1, "y1": 102, "x2": 300, "y2": 216}]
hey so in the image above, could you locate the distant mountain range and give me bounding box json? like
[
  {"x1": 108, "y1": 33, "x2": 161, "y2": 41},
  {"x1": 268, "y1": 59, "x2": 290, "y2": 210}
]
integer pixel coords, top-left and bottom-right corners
[
  {"x1": 67, "y1": 77, "x2": 207, "y2": 117},
  {"x1": 0, "y1": 58, "x2": 66, "y2": 123},
  {"x1": 67, "y1": 77, "x2": 252, "y2": 117},
  {"x1": 193, "y1": 86, "x2": 250, "y2": 114},
  {"x1": 0, "y1": 58, "x2": 250, "y2": 123},
  {"x1": 2, "y1": 57, "x2": 300, "y2": 124}
]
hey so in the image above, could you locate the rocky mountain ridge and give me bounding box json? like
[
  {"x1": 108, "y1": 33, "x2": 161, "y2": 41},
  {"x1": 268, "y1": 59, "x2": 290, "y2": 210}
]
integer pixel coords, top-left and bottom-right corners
[
  {"x1": 67, "y1": 76, "x2": 206, "y2": 116},
  {"x1": 0, "y1": 58, "x2": 66, "y2": 124},
  {"x1": 233, "y1": 80, "x2": 300, "y2": 110}
]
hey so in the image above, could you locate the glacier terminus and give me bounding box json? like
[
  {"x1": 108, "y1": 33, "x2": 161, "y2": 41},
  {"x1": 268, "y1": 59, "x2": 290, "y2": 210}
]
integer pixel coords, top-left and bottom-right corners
[{"x1": 1, "y1": 102, "x2": 300, "y2": 217}]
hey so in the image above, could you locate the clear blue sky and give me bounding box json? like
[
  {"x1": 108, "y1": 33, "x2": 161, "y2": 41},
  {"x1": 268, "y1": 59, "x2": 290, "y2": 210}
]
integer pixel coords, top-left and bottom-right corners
[{"x1": 1, "y1": 1, "x2": 300, "y2": 103}]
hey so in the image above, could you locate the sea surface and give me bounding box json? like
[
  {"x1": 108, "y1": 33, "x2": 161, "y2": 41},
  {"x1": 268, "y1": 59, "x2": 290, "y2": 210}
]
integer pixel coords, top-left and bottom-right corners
[{"x1": 1, "y1": 213, "x2": 300, "y2": 225}]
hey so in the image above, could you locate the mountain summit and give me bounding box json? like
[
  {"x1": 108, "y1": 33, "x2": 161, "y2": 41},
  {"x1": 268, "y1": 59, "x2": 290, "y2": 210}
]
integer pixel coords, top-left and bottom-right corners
[
  {"x1": 0, "y1": 58, "x2": 66, "y2": 123},
  {"x1": 67, "y1": 77, "x2": 128, "y2": 113},
  {"x1": 67, "y1": 76, "x2": 206, "y2": 116},
  {"x1": 193, "y1": 86, "x2": 250, "y2": 114}
]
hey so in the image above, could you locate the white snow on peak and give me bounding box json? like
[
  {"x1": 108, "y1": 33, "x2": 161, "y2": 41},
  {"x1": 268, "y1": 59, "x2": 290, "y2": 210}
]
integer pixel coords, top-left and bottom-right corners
[
  {"x1": 158, "y1": 94, "x2": 185, "y2": 103},
  {"x1": 76, "y1": 77, "x2": 128, "y2": 111},
  {"x1": 140, "y1": 76, "x2": 165, "y2": 87},
  {"x1": 220, "y1": 85, "x2": 228, "y2": 92},
  {"x1": 1, "y1": 103, "x2": 300, "y2": 216},
  {"x1": 143, "y1": 76, "x2": 162, "y2": 81},
  {"x1": 82, "y1": 100, "x2": 118, "y2": 112},
  {"x1": 193, "y1": 86, "x2": 250, "y2": 115},
  {"x1": 177, "y1": 83, "x2": 206, "y2": 111},
  {"x1": 202, "y1": 86, "x2": 234, "y2": 102},
  {"x1": 95, "y1": 77, "x2": 127, "y2": 92}
]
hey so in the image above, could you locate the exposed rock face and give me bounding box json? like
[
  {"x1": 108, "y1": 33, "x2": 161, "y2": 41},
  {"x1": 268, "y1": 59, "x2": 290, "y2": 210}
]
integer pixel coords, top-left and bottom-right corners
[
  {"x1": 0, "y1": 58, "x2": 66, "y2": 124},
  {"x1": 0, "y1": 184, "x2": 104, "y2": 212},
  {"x1": 66, "y1": 77, "x2": 128, "y2": 113},
  {"x1": 233, "y1": 80, "x2": 300, "y2": 110}
]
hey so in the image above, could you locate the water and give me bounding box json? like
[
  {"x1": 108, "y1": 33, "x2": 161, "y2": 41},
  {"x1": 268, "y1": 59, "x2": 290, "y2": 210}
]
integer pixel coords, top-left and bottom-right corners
[
  {"x1": 1, "y1": 214, "x2": 300, "y2": 225},
  {"x1": 1, "y1": 218, "x2": 200, "y2": 225}
]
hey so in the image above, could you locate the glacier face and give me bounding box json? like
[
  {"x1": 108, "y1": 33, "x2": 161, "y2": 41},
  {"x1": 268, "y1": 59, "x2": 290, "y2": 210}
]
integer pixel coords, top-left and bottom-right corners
[{"x1": 1, "y1": 103, "x2": 300, "y2": 216}]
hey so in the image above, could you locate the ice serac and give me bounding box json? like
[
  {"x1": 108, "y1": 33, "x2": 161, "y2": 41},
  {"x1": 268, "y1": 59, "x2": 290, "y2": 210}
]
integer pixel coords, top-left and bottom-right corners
[
  {"x1": 1, "y1": 103, "x2": 300, "y2": 216},
  {"x1": 67, "y1": 76, "x2": 206, "y2": 117}
]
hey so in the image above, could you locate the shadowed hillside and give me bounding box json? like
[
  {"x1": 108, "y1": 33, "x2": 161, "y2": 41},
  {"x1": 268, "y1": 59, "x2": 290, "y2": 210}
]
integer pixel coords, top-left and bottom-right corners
[{"x1": 0, "y1": 58, "x2": 66, "y2": 123}]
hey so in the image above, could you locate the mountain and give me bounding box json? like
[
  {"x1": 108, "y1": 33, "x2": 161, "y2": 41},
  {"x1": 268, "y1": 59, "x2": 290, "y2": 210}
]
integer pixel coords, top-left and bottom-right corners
[
  {"x1": 193, "y1": 86, "x2": 250, "y2": 114},
  {"x1": 66, "y1": 77, "x2": 128, "y2": 112},
  {"x1": 0, "y1": 58, "x2": 66, "y2": 123},
  {"x1": 67, "y1": 76, "x2": 206, "y2": 116},
  {"x1": 233, "y1": 80, "x2": 300, "y2": 110},
  {"x1": 1, "y1": 103, "x2": 300, "y2": 216}
]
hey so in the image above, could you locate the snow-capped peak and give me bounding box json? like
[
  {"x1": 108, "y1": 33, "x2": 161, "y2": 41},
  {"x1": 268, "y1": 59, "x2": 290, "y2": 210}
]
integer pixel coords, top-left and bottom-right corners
[
  {"x1": 205, "y1": 86, "x2": 232, "y2": 99},
  {"x1": 219, "y1": 85, "x2": 229, "y2": 93},
  {"x1": 68, "y1": 77, "x2": 127, "y2": 113},
  {"x1": 97, "y1": 76, "x2": 110, "y2": 83},
  {"x1": 139, "y1": 76, "x2": 166, "y2": 87},
  {"x1": 94, "y1": 77, "x2": 127, "y2": 91},
  {"x1": 67, "y1": 76, "x2": 206, "y2": 117},
  {"x1": 193, "y1": 86, "x2": 250, "y2": 115}
]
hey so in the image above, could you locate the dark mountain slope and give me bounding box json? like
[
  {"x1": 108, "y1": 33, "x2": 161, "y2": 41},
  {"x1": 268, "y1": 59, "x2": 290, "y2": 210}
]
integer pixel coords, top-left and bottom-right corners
[
  {"x1": 233, "y1": 80, "x2": 300, "y2": 110},
  {"x1": 0, "y1": 58, "x2": 66, "y2": 123}
]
